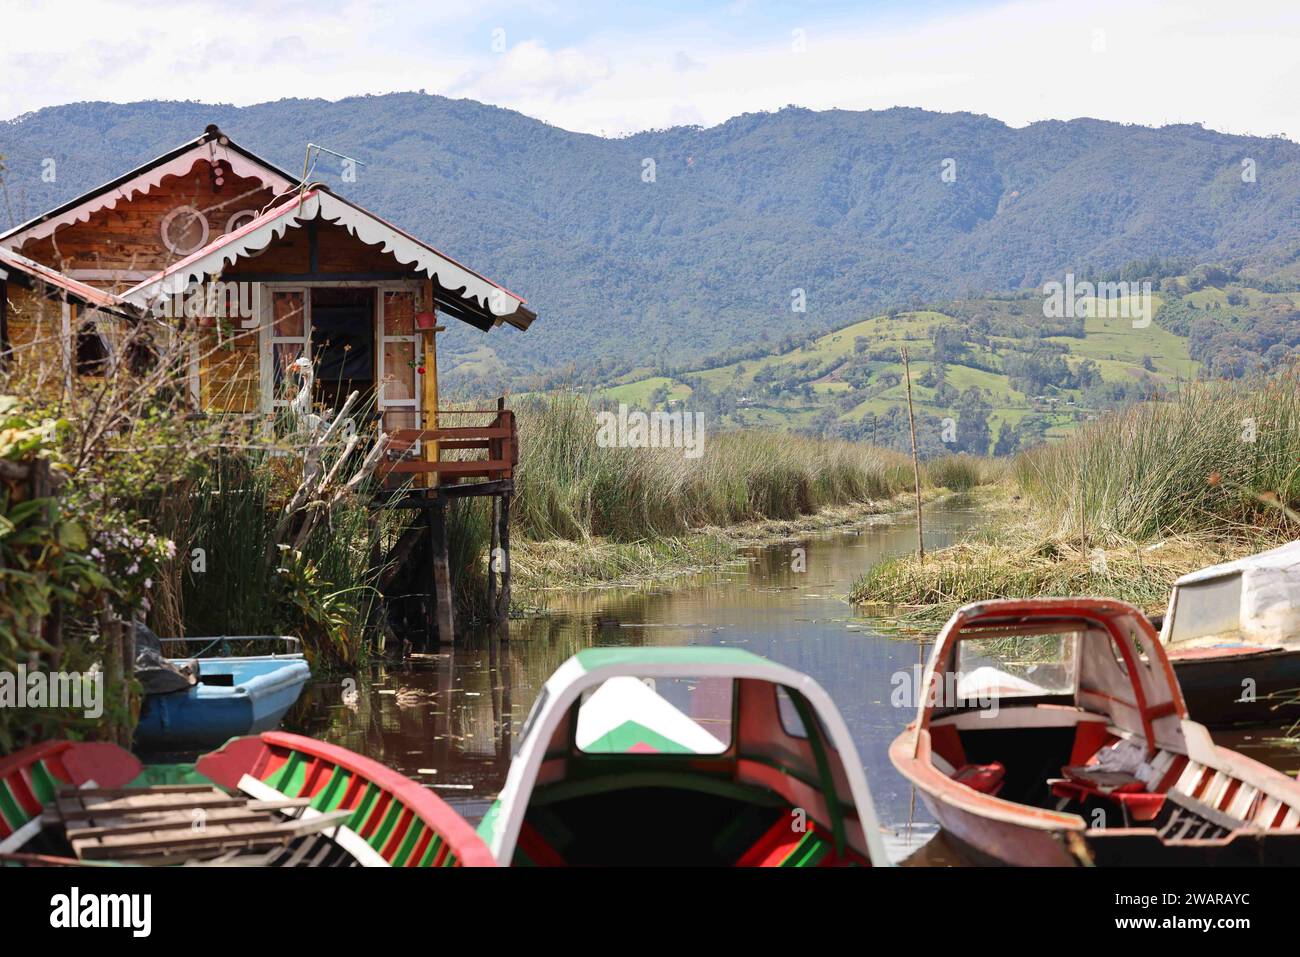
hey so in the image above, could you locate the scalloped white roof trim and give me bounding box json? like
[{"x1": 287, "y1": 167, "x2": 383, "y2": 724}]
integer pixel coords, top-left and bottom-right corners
[
  {"x1": 122, "y1": 191, "x2": 525, "y2": 318},
  {"x1": 1, "y1": 143, "x2": 294, "y2": 248}
]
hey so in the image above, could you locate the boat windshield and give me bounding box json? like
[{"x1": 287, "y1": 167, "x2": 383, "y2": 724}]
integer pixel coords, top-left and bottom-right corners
[
  {"x1": 575, "y1": 675, "x2": 733, "y2": 754},
  {"x1": 954, "y1": 631, "x2": 1079, "y2": 701}
]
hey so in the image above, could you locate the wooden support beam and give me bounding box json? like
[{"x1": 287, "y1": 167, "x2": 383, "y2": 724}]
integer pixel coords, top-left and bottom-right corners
[
  {"x1": 0, "y1": 279, "x2": 9, "y2": 367},
  {"x1": 497, "y1": 493, "x2": 511, "y2": 625},
  {"x1": 422, "y1": 279, "x2": 438, "y2": 489},
  {"x1": 377, "y1": 519, "x2": 426, "y2": 590},
  {"x1": 428, "y1": 499, "x2": 455, "y2": 644},
  {"x1": 488, "y1": 495, "x2": 499, "y2": 621}
]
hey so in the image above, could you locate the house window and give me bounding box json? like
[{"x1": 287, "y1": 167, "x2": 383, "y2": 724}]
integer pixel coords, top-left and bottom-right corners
[{"x1": 378, "y1": 290, "x2": 420, "y2": 431}]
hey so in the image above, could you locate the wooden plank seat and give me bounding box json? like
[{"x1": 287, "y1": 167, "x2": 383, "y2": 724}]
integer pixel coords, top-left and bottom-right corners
[{"x1": 49, "y1": 784, "x2": 349, "y2": 863}]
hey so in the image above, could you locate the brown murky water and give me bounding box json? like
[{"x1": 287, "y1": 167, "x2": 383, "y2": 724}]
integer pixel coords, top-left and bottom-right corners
[{"x1": 287, "y1": 503, "x2": 1300, "y2": 862}]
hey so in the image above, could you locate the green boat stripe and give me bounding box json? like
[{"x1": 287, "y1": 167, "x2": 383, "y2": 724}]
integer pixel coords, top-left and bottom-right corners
[
  {"x1": 369, "y1": 802, "x2": 402, "y2": 850},
  {"x1": 264, "y1": 752, "x2": 304, "y2": 795},
  {"x1": 417, "y1": 834, "x2": 443, "y2": 867},
  {"x1": 349, "y1": 783, "x2": 380, "y2": 832},
  {"x1": 30, "y1": 762, "x2": 59, "y2": 804},
  {"x1": 785, "y1": 831, "x2": 830, "y2": 868},
  {"x1": 393, "y1": 820, "x2": 423, "y2": 866},
  {"x1": 313, "y1": 766, "x2": 349, "y2": 811},
  {"x1": 0, "y1": 781, "x2": 24, "y2": 829},
  {"x1": 574, "y1": 647, "x2": 764, "y2": 669},
  {"x1": 789, "y1": 690, "x2": 847, "y2": 856}
]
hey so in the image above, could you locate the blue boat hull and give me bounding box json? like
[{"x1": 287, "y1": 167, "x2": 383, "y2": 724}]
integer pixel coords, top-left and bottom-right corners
[{"x1": 134, "y1": 657, "x2": 311, "y2": 752}]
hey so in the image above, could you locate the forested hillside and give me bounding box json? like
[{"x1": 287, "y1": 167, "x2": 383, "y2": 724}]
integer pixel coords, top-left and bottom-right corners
[
  {"x1": 599, "y1": 267, "x2": 1300, "y2": 457},
  {"x1": 4, "y1": 95, "x2": 1300, "y2": 390}
]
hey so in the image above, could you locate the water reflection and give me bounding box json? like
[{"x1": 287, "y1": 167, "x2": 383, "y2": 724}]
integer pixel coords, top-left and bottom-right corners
[
  {"x1": 293, "y1": 506, "x2": 984, "y2": 837},
  {"x1": 289, "y1": 502, "x2": 1300, "y2": 864}
]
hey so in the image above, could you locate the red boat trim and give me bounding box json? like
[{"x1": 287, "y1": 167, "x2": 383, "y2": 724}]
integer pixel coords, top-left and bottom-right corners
[
  {"x1": 196, "y1": 732, "x2": 496, "y2": 866},
  {"x1": 0, "y1": 741, "x2": 140, "y2": 840}
]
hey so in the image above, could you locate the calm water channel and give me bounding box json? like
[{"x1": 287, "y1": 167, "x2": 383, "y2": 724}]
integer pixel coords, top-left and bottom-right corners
[{"x1": 287, "y1": 503, "x2": 1300, "y2": 863}]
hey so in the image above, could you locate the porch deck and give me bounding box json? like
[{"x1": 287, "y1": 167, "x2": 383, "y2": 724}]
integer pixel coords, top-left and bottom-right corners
[{"x1": 375, "y1": 399, "x2": 517, "y2": 496}]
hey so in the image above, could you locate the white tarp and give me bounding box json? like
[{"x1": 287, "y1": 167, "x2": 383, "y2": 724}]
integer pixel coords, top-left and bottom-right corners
[{"x1": 1164, "y1": 540, "x2": 1300, "y2": 649}]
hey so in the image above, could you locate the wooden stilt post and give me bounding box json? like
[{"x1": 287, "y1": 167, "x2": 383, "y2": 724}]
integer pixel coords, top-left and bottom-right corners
[
  {"x1": 496, "y1": 493, "x2": 511, "y2": 626},
  {"x1": 488, "y1": 495, "x2": 500, "y2": 621},
  {"x1": 428, "y1": 498, "x2": 456, "y2": 644},
  {"x1": 901, "y1": 346, "x2": 924, "y2": 562}
]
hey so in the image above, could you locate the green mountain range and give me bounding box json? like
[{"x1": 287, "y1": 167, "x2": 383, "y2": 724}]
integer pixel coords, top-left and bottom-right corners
[{"x1": 3, "y1": 94, "x2": 1299, "y2": 435}]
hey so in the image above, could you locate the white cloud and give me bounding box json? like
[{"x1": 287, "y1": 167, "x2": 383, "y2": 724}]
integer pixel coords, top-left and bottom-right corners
[{"x1": 453, "y1": 39, "x2": 613, "y2": 100}]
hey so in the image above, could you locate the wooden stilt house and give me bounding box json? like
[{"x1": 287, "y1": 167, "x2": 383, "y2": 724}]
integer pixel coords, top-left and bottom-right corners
[{"x1": 0, "y1": 125, "x2": 538, "y2": 640}]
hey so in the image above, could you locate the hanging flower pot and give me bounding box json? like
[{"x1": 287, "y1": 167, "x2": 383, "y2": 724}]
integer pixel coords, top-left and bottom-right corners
[{"x1": 415, "y1": 311, "x2": 437, "y2": 330}]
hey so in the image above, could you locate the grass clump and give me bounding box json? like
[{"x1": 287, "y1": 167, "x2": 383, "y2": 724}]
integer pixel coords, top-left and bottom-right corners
[
  {"x1": 514, "y1": 534, "x2": 739, "y2": 593},
  {"x1": 924, "y1": 453, "x2": 990, "y2": 492},
  {"x1": 849, "y1": 531, "x2": 1249, "y2": 624},
  {"x1": 851, "y1": 372, "x2": 1300, "y2": 626}
]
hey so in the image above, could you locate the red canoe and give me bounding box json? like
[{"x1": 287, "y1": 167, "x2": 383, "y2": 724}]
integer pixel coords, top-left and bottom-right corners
[{"x1": 0, "y1": 732, "x2": 494, "y2": 867}]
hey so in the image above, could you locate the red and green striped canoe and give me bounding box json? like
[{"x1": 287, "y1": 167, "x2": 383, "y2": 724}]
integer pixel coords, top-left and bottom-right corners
[
  {"x1": 197, "y1": 732, "x2": 494, "y2": 867},
  {"x1": 0, "y1": 732, "x2": 494, "y2": 867},
  {"x1": 0, "y1": 740, "x2": 145, "y2": 854}
]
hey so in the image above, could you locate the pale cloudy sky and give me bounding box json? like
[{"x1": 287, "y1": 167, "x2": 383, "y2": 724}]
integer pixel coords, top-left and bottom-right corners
[{"x1": 2, "y1": 0, "x2": 1298, "y2": 140}]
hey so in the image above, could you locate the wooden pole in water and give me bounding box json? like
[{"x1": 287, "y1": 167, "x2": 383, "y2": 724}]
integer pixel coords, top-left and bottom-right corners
[
  {"x1": 488, "y1": 495, "x2": 499, "y2": 621},
  {"x1": 901, "y1": 347, "x2": 924, "y2": 561},
  {"x1": 497, "y1": 493, "x2": 512, "y2": 626},
  {"x1": 429, "y1": 498, "x2": 456, "y2": 644}
]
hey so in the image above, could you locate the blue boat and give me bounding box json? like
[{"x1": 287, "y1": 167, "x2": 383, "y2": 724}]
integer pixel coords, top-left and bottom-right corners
[{"x1": 134, "y1": 637, "x2": 312, "y2": 752}]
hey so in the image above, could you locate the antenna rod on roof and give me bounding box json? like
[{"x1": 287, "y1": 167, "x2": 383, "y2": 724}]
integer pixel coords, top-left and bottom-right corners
[{"x1": 301, "y1": 143, "x2": 368, "y2": 191}]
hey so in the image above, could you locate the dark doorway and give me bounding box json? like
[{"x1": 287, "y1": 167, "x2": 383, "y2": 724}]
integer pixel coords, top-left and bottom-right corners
[{"x1": 311, "y1": 287, "x2": 375, "y2": 412}]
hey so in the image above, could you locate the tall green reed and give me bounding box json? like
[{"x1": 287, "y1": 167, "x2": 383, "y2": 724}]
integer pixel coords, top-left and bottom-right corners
[
  {"x1": 509, "y1": 392, "x2": 913, "y2": 542},
  {"x1": 1014, "y1": 371, "x2": 1300, "y2": 541}
]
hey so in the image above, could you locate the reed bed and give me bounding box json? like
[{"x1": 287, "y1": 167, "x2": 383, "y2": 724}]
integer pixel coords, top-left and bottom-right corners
[
  {"x1": 849, "y1": 531, "x2": 1249, "y2": 623},
  {"x1": 1014, "y1": 373, "x2": 1300, "y2": 541},
  {"x1": 852, "y1": 372, "x2": 1300, "y2": 624},
  {"x1": 150, "y1": 448, "x2": 387, "y2": 666},
  {"x1": 514, "y1": 535, "x2": 739, "y2": 593},
  {"x1": 510, "y1": 392, "x2": 914, "y2": 542}
]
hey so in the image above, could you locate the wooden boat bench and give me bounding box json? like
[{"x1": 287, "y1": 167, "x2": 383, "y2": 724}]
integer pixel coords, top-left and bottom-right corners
[
  {"x1": 1048, "y1": 766, "x2": 1167, "y2": 825},
  {"x1": 43, "y1": 783, "x2": 352, "y2": 864}
]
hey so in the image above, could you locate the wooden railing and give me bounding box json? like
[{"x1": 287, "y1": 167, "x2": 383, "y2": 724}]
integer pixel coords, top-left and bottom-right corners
[{"x1": 378, "y1": 401, "x2": 517, "y2": 485}]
